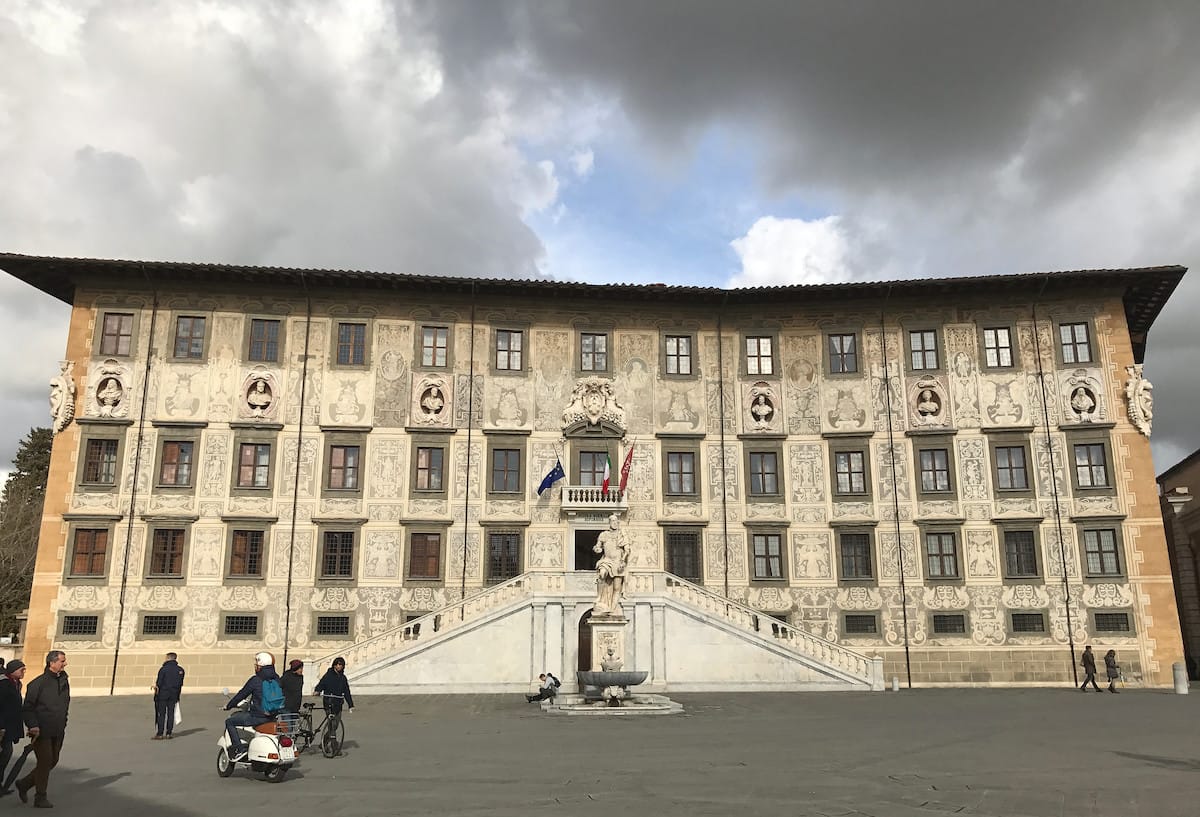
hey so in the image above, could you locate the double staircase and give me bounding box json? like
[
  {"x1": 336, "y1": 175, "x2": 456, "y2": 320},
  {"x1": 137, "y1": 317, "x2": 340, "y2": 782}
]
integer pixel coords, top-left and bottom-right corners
[{"x1": 310, "y1": 571, "x2": 883, "y2": 693}]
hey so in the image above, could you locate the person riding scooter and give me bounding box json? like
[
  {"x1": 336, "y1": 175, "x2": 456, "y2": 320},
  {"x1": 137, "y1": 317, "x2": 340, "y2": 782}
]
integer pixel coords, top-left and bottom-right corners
[{"x1": 222, "y1": 652, "x2": 281, "y2": 760}]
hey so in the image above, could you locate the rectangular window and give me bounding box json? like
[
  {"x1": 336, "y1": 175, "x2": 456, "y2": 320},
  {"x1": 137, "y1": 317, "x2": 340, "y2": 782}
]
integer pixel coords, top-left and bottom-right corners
[
  {"x1": 159, "y1": 441, "x2": 194, "y2": 487},
  {"x1": 1011, "y1": 612, "x2": 1046, "y2": 633},
  {"x1": 932, "y1": 614, "x2": 967, "y2": 634},
  {"x1": 486, "y1": 531, "x2": 521, "y2": 583},
  {"x1": 150, "y1": 529, "x2": 186, "y2": 577},
  {"x1": 100, "y1": 313, "x2": 134, "y2": 355},
  {"x1": 491, "y1": 449, "x2": 521, "y2": 493},
  {"x1": 1095, "y1": 612, "x2": 1131, "y2": 633},
  {"x1": 321, "y1": 531, "x2": 355, "y2": 578},
  {"x1": 62, "y1": 615, "x2": 99, "y2": 636},
  {"x1": 580, "y1": 332, "x2": 608, "y2": 371},
  {"x1": 666, "y1": 452, "x2": 696, "y2": 495},
  {"x1": 664, "y1": 335, "x2": 692, "y2": 375},
  {"x1": 995, "y1": 446, "x2": 1029, "y2": 491},
  {"x1": 415, "y1": 446, "x2": 444, "y2": 491},
  {"x1": 142, "y1": 615, "x2": 178, "y2": 636},
  {"x1": 1074, "y1": 443, "x2": 1109, "y2": 488},
  {"x1": 237, "y1": 443, "x2": 272, "y2": 488},
  {"x1": 752, "y1": 533, "x2": 784, "y2": 580},
  {"x1": 745, "y1": 336, "x2": 773, "y2": 375},
  {"x1": 983, "y1": 327, "x2": 1013, "y2": 368},
  {"x1": 910, "y1": 330, "x2": 938, "y2": 370},
  {"x1": 336, "y1": 322, "x2": 366, "y2": 365},
  {"x1": 844, "y1": 614, "x2": 878, "y2": 634},
  {"x1": 495, "y1": 330, "x2": 523, "y2": 371},
  {"x1": 834, "y1": 451, "x2": 867, "y2": 495},
  {"x1": 925, "y1": 531, "x2": 959, "y2": 578},
  {"x1": 1060, "y1": 322, "x2": 1092, "y2": 364},
  {"x1": 315, "y1": 616, "x2": 352, "y2": 637},
  {"x1": 919, "y1": 449, "x2": 951, "y2": 493},
  {"x1": 71, "y1": 529, "x2": 108, "y2": 576},
  {"x1": 1083, "y1": 529, "x2": 1122, "y2": 576},
  {"x1": 421, "y1": 326, "x2": 449, "y2": 367},
  {"x1": 229, "y1": 530, "x2": 265, "y2": 577},
  {"x1": 409, "y1": 533, "x2": 441, "y2": 580},
  {"x1": 748, "y1": 451, "x2": 779, "y2": 496},
  {"x1": 248, "y1": 319, "x2": 281, "y2": 363},
  {"x1": 828, "y1": 333, "x2": 858, "y2": 374},
  {"x1": 82, "y1": 439, "x2": 119, "y2": 485},
  {"x1": 328, "y1": 445, "x2": 361, "y2": 490},
  {"x1": 1003, "y1": 530, "x2": 1039, "y2": 578},
  {"x1": 223, "y1": 615, "x2": 259, "y2": 636},
  {"x1": 839, "y1": 533, "x2": 874, "y2": 580},
  {"x1": 173, "y1": 316, "x2": 206, "y2": 359},
  {"x1": 665, "y1": 530, "x2": 702, "y2": 582},
  {"x1": 578, "y1": 451, "x2": 608, "y2": 487}
]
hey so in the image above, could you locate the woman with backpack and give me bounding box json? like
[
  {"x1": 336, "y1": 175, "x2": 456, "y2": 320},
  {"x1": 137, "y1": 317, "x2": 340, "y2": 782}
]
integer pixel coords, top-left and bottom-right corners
[{"x1": 314, "y1": 657, "x2": 354, "y2": 716}]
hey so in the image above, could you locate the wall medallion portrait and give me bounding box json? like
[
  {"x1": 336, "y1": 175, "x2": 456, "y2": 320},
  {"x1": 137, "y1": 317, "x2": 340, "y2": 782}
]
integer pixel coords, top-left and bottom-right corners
[
  {"x1": 909, "y1": 376, "x2": 948, "y2": 428},
  {"x1": 242, "y1": 372, "x2": 279, "y2": 420},
  {"x1": 744, "y1": 380, "x2": 780, "y2": 433},
  {"x1": 86, "y1": 358, "x2": 129, "y2": 420},
  {"x1": 412, "y1": 374, "x2": 453, "y2": 428}
]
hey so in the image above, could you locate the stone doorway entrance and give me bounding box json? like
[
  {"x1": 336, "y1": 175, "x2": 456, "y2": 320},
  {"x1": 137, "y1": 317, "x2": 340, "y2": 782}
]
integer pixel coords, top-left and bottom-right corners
[
  {"x1": 574, "y1": 529, "x2": 601, "y2": 571},
  {"x1": 577, "y1": 609, "x2": 593, "y2": 672}
]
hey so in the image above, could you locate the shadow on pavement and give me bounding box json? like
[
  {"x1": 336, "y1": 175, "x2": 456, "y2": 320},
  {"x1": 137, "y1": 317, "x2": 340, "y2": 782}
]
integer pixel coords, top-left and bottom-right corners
[{"x1": 1112, "y1": 751, "x2": 1200, "y2": 771}]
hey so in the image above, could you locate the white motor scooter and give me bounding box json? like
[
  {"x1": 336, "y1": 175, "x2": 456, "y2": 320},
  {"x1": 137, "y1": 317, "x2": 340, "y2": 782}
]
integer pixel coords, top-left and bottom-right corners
[{"x1": 216, "y1": 693, "x2": 297, "y2": 783}]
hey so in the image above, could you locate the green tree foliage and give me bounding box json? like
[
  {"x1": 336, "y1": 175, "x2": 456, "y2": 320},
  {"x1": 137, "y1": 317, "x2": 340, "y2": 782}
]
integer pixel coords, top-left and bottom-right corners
[{"x1": 0, "y1": 428, "x2": 52, "y2": 635}]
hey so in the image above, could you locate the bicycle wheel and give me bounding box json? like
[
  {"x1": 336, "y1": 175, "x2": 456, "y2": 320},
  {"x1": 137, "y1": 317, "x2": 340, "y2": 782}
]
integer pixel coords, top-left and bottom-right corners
[{"x1": 321, "y1": 715, "x2": 345, "y2": 758}]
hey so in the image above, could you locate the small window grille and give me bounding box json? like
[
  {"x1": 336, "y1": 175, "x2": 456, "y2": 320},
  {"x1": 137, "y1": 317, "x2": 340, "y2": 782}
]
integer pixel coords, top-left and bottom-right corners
[
  {"x1": 932, "y1": 614, "x2": 966, "y2": 634},
  {"x1": 1011, "y1": 612, "x2": 1046, "y2": 633},
  {"x1": 844, "y1": 614, "x2": 878, "y2": 634},
  {"x1": 62, "y1": 615, "x2": 99, "y2": 635},
  {"x1": 316, "y1": 616, "x2": 352, "y2": 636},
  {"x1": 224, "y1": 615, "x2": 259, "y2": 636},
  {"x1": 1095, "y1": 612, "x2": 1131, "y2": 633},
  {"x1": 142, "y1": 615, "x2": 178, "y2": 636}
]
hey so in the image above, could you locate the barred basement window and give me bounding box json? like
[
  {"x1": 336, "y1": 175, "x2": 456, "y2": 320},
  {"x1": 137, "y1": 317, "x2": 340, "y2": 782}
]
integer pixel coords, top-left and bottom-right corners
[
  {"x1": 932, "y1": 614, "x2": 966, "y2": 634},
  {"x1": 224, "y1": 615, "x2": 259, "y2": 636},
  {"x1": 1095, "y1": 612, "x2": 1131, "y2": 633},
  {"x1": 142, "y1": 615, "x2": 178, "y2": 636},
  {"x1": 62, "y1": 615, "x2": 99, "y2": 635},
  {"x1": 844, "y1": 614, "x2": 878, "y2": 634},
  {"x1": 316, "y1": 616, "x2": 351, "y2": 636},
  {"x1": 1011, "y1": 612, "x2": 1046, "y2": 633}
]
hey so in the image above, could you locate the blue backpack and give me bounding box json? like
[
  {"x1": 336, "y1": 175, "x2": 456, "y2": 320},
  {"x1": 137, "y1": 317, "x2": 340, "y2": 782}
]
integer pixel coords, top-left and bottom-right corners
[{"x1": 261, "y1": 679, "x2": 285, "y2": 714}]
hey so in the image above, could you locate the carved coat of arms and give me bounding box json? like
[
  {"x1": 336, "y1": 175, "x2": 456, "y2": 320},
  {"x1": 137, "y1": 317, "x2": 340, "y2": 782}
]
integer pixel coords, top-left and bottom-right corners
[{"x1": 562, "y1": 377, "x2": 626, "y2": 431}]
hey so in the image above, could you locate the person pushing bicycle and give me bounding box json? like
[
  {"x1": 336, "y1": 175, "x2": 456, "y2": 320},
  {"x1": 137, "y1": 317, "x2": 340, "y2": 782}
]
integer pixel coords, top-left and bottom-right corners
[{"x1": 314, "y1": 656, "x2": 354, "y2": 716}]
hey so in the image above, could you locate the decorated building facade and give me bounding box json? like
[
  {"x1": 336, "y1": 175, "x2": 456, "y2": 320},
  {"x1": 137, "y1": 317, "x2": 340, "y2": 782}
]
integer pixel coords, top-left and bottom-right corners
[{"x1": 0, "y1": 253, "x2": 1186, "y2": 694}]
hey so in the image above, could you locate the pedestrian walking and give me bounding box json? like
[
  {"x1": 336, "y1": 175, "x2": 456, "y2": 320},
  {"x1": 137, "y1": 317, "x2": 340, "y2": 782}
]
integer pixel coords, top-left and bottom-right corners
[
  {"x1": 281, "y1": 659, "x2": 304, "y2": 714},
  {"x1": 1104, "y1": 649, "x2": 1121, "y2": 693},
  {"x1": 152, "y1": 652, "x2": 185, "y2": 739},
  {"x1": 1079, "y1": 645, "x2": 1101, "y2": 691},
  {"x1": 15, "y1": 650, "x2": 70, "y2": 809},
  {"x1": 0, "y1": 659, "x2": 26, "y2": 795}
]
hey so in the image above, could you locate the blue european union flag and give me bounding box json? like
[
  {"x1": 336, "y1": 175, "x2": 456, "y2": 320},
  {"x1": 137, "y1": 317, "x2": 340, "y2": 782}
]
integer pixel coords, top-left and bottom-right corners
[{"x1": 537, "y1": 459, "x2": 566, "y2": 496}]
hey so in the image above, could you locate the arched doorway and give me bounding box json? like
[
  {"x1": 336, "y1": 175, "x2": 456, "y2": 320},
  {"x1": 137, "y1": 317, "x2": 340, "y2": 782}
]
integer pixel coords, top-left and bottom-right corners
[{"x1": 577, "y1": 609, "x2": 593, "y2": 672}]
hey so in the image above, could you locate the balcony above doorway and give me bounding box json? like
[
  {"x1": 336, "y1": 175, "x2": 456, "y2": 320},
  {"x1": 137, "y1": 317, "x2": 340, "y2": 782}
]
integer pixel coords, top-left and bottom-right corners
[{"x1": 561, "y1": 485, "x2": 627, "y2": 514}]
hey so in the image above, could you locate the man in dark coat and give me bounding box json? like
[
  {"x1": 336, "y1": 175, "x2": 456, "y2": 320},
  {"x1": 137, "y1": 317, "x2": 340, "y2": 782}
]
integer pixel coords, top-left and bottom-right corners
[
  {"x1": 314, "y1": 657, "x2": 354, "y2": 715},
  {"x1": 1079, "y1": 645, "x2": 1101, "y2": 691},
  {"x1": 0, "y1": 659, "x2": 27, "y2": 795},
  {"x1": 280, "y1": 660, "x2": 304, "y2": 714},
  {"x1": 223, "y1": 652, "x2": 281, "y2": 760},
  {"x1": 16, "y1": 650, "x2": 70, "y2": 809},
  {"x1": 152, "y1": 652, "x2": 186, "y2": 739}
]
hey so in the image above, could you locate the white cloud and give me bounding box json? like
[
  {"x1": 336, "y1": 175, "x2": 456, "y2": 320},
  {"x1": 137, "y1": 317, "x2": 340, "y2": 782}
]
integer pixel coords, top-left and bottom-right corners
[
  {"x1": 569, "y1": 147, "x2": 594, "y2": 178},
  {"x1": 728, "y1": 215, "x2": 851, "y2": 288}
]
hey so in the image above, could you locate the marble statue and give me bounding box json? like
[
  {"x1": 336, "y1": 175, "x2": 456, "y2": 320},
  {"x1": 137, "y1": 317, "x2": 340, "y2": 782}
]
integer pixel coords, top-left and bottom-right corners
[
  {"x1": 49, "y1": 360, "x2": 76, "y2": 435},
  {"x1": 593, "y1": 514, "x2": 629, "y2": 616}
]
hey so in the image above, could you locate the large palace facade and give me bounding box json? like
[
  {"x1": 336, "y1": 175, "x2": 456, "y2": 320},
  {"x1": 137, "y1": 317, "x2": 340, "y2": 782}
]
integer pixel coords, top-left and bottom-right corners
[{"x1": 1, "y1": 253, "x2": 1186, "y2": 694}]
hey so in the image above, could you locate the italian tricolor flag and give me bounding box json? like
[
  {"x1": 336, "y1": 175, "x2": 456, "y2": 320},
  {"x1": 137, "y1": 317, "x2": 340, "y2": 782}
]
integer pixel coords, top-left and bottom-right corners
[{"x1": 601, "y1": 453, "x2": 613, "y2": 493}]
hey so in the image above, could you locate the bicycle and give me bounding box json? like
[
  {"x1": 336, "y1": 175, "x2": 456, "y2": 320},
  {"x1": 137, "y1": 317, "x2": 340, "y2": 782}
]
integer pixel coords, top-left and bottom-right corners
[{"x1": 294, "y1": 699, "x2": 346, "y2": 758}]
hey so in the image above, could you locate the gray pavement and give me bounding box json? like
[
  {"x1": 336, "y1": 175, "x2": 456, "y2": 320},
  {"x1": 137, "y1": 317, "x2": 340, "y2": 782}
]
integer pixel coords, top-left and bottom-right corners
[{"x1": 5, "y1": 688, "x2": 1200, "y2": 816}]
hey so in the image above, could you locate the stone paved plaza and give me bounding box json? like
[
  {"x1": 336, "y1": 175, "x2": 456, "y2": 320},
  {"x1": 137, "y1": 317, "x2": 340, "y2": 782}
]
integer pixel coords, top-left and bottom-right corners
[{"x1": 11, "y1": 688, "x2": 1200, "y2": 816}]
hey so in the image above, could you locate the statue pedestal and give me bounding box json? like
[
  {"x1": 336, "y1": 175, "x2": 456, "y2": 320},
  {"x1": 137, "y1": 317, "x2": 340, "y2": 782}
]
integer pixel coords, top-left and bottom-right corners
[{"x1": 587, "y1": 613, "x2": 629, "y2": 672}]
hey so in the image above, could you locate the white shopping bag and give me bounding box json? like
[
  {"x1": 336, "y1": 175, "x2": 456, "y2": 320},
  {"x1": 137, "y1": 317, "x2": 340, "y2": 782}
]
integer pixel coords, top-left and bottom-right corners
[{"x1": 173, "y1": 701, "x2": 183, "y2": 727}]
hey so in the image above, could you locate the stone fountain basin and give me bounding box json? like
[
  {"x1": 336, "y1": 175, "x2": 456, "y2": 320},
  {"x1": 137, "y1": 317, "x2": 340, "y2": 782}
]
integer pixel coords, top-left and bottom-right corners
[{"x1": 577, "y1": 670, "x2": 648, "y2": 687}]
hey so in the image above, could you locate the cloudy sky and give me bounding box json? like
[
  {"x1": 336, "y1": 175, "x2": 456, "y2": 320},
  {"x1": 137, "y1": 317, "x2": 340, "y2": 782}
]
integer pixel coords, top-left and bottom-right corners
[{"x1": 2, "y1": 0, "x2": 1199, "y2": 477}]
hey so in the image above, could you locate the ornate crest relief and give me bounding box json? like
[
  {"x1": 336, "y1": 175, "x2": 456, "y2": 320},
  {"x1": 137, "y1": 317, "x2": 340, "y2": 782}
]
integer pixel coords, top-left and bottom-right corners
[
  {"x1": 561, "y1": 376, "x2": 626, "y2": 432},
  {"x1": 1125, "y1": 364, "x2": 1153, "y2": 436},
  {"x1": 49, "y1": 360, "x2": 77, "y2": 433}
]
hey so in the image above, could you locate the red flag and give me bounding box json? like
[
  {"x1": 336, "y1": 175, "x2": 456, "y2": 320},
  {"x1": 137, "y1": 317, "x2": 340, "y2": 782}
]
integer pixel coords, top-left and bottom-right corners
[{"x1": 618, "y1": 443, "x2": 635, "y2": 494}]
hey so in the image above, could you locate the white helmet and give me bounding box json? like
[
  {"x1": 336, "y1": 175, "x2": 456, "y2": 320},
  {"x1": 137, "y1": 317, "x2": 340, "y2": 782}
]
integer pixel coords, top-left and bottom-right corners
[{"x1": 254, "y1": 651, "x2": 275, "y2": 667}]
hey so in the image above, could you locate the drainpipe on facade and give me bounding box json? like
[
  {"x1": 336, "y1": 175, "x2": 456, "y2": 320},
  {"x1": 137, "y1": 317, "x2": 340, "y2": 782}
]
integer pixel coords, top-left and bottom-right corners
[
  {"x1": 880, "y1": 289, "x2": 912, "y2": 688},
  {"x1": 110, "y1": 267, "x2": 158, "y2": 695},
  {"x1": 1032, "y1": 276, "x2": 1078, "y2": 685},
  {"x1": 716, "y1": 292, "x2": 731, "y2": 601},
  {"x1": 282, "y1": 275, "x2": 312, "y2": 668},
  {"x1": 461, "y1": 285, "x2": 477, "y2": 616}
]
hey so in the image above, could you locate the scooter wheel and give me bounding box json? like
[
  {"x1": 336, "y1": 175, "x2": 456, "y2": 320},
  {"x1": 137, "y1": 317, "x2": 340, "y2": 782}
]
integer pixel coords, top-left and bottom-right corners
[
  {"x1": 264, "y1": 765, "x2": 289, "y2": 783},
  {"x1": 216, "y1": 749, "x2": 235, "y2": 778}
]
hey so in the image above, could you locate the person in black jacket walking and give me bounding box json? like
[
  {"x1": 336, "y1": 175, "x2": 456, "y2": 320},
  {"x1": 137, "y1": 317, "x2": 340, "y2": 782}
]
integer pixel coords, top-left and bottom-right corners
[
  {"x1": 280, "y1": 660, "x2": 304, "y2": 714},
  {"x1": 314, "y1": 657, "x2": 354, "y2": 715},
  {"x1": 0, "y1": 659, "x2": 27, "y2": 796},
  {"x1": 152, "y1": 652, "x2": 186, "y2": 739},
  {"x1": 16, "y1": 650, "x2": 70, "y2": 809}
]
